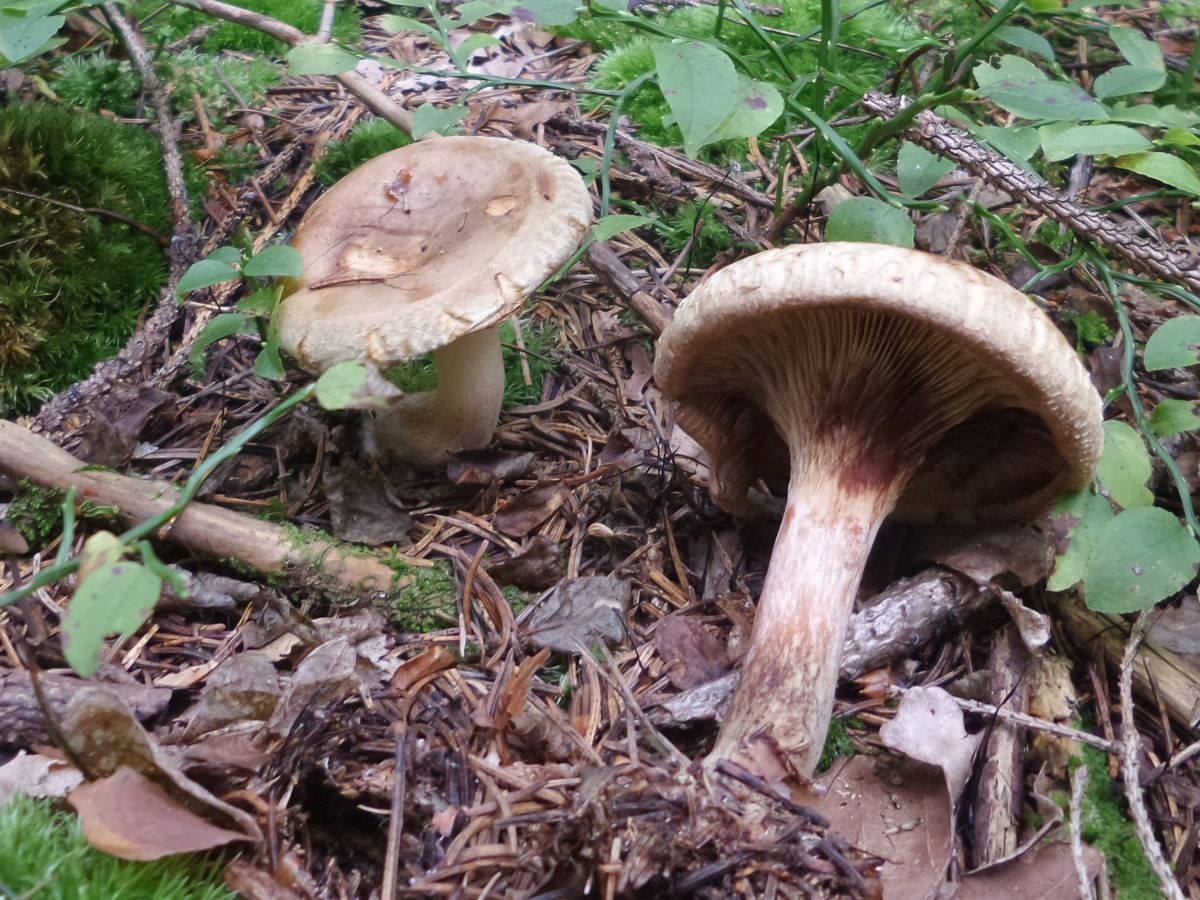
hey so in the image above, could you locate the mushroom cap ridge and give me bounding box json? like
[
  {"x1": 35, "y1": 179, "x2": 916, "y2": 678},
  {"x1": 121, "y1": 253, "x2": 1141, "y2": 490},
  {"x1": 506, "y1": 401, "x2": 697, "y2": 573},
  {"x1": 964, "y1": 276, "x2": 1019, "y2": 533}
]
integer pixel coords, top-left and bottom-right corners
[
  {"x1": 278, "y1": 136, "x2": 593, "y2": 372},
  {"x1": 654, "y1": 242, "x2": 1104, "y2": 525}
]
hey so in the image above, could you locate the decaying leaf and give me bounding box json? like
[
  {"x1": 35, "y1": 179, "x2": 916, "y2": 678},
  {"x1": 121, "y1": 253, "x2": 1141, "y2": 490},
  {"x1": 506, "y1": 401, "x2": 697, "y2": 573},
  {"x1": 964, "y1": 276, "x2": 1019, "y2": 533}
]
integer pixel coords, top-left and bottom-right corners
[
  {"x1": 183, "y1": 650, "x2": 281, "y2": 738},
  {"x1": 323, "y1": 460, "x2": 412, "y2": 545},
  {"x1": 995, "y1": 587, "x2": 1052, "y2": 650},
  {"x1": 71, "y1": 385, "x2": 174, "y2": 467},
  {"x1": 69, "y1": 766, "x2": 251, "y2": 861},
  {"x1": 654, "y1": 615, "x2": 729, "y2": 689},
  {"x1": 1147, "y1": 596, "x2": 1200, "y2": 655},
  {"x1": 492, "y1": 482, "x2": 570, "y2": 537},
  {"x1": 810, "y1": 755, "x2": 953, "y2": 900},
  {"x1": 958, "y1": 842, "x2": 1103, "y2": 898},
  {"x1": 880, "y1": 686, "x2": 983, "y2": 801},
  {"x1": 486, "y1": 535, "x2": 562, "y2": 590},
  {"x1": 266, "y1": 638, "x2": 361, "y2": 736},
  {"x1": 0, "y1": 751, "x2": 83, "y2": 804},
  {"x1": 61, "y1": 687, "x2": 261, "y2": 842},
  {"x1": 522, "y1": 575, "x2": 631, "y2": 653},
  {"x1": 447, "y1": 449, "x2": 534, "y2": 485},
  {"x1": 909, "y1": 522, "x2": 1054, "y2": 587},
  {"x1": 389, "y1": 644, "x2": 456, "y2": 693}
]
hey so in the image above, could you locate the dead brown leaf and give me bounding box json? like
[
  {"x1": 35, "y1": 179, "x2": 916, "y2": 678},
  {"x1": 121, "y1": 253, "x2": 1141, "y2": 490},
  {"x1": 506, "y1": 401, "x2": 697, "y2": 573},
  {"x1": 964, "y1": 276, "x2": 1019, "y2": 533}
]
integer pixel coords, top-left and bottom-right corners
[
  {"x1": 909, "y1": 522, "x2": 1053, "y2": 587},
  {"x1": 447, "y1": 449, "x2": 534, "y2": 485},
  {"x1": 522, "y1": 575, "x2": 631, "y2": 654},
  {"x1": 880, "y1": 686, "x2": 983, "y2": 801},
  {"x1": 71, "y1": 385, "x2": 174, "y2": 467},
  {"x1": 266, "y1": 638, "x2": 361, "y2": 736},
  {"x1": 1148, "y1": 597, "x2": 1200, "y2": 655},
  {"x1": 323, "y1": 460, "x2": 412, "y2": 545},
  {"x1": 0, "y1": 751, "x2": 83, "y2": 804},
  {"x1": 389, "y1": 644, "x2": 456, "y2": 694},
  {"x1": 486, "y1": 535, "x2": 562, "y2": 590},
  {"x1": 809, "y1": 755, "x2": 953, "y2": 900},
  {"x1": 492, "y1": 483, "x2": 569, "y2": 537},
  {"x1": 957, "y1": 842, "x2": 1101, "y2": 898},
  {"x1": 183, "y1": 650, "x2": 281, "y2": 738},
  {"x1": 68, "y1": 766, "x2": 251, "y2": 861},
  {"x1": 654, "y1": 615, "x2": 729, "y2": 689}
]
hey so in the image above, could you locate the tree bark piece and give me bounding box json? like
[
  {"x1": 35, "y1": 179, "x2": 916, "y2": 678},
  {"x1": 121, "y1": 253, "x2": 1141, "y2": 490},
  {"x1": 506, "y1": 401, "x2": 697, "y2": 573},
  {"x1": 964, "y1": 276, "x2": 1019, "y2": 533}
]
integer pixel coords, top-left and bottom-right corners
[{"x1": 0, "y1": 421, "x2": 408, "y2": 601}]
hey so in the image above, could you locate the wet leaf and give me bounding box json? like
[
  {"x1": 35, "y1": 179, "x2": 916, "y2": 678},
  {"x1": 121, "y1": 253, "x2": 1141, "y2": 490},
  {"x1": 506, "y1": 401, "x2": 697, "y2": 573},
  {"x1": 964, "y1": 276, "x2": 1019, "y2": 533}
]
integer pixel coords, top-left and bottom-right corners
[
  {"x1": 880, "y1": 686, "x2": 983, "y2": 801},
  {"x1": 493, "y1": 483, "x2": 569, "y2": 537},
  {"x1": 183, "y1": 651, "x2": 281, "y2": 738},
  {"x1": 486, "y1": 535, "x2": 562, "y2": 590},
  {"x1": 72, "y1": 385, "x2": 175, "y2": 467},
  {"x1": 1096, "y1": 420, "x2": 1153, "y2": 509},
  {"x1": 897, "y1": 141, "x2": 955, "y2": 197},
  {"x1": 523, "y1": 575, "x2": 631, "y2": 654},
  {"x1": 389, "y1": 644, "x2": 456, "y2": 693},
  {"x1": 910, "y1": 521, "x2": 1053, "y2": 586},
  {"x1": 654, "y1": 615, "x2": 728, "y2": 689},
  {"x1": 266, "y1": 638, "x2": 361, "y2": 735},
  {"x1": 69, "y1": 766, "x2": 251, "y2": 861}
]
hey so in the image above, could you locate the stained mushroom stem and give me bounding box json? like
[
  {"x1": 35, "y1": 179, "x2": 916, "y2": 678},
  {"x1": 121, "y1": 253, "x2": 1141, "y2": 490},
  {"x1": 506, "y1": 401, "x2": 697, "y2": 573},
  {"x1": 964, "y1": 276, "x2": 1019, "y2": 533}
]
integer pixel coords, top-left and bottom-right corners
[
  {"x1": 707, "y1": 446, "x2": 905, "y2": 778},
  {"x1": 374, "y1": 325, "x2": 505, "y2": 466}
]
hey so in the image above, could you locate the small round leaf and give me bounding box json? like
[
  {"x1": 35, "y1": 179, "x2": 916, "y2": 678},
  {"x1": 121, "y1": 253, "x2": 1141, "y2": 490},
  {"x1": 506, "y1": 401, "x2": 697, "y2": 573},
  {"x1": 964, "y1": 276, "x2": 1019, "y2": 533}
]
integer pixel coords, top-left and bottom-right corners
[{"x1": 1083, "y1": 507, "x2": 1200, "y2": 613}]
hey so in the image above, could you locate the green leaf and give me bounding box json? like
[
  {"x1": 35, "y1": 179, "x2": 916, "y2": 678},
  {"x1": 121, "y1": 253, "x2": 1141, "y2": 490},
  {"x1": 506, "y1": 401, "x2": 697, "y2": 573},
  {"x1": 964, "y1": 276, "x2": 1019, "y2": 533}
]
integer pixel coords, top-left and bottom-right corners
[
  {"x1": 0, "y1": 11, "x2": 62, "y2": 64},
  {"x1": 1113, "y1": 152, "x2": 1200, "y2": 196},
  {"x1": 176, "y1": 258, "x2": 239, "y2": 298},
  {"x1": 1027, "y1": 0, "x2": 1063, "y2": 10},
  {"x1": 1048, "y1": 489, "x2": 1115, "y2": 591},
  {"x1": 1109, "y1": 25, "x2": 1164, "y2": 70},
  {"x1": 1096, "y1": 419, "x2": 1153, "y2": 509},
  {"x1": 653, "y1": 41, "x2": 740, "y2": 157},
  {"x1": 1150, "y1": 399, "x2": 1200, "y2": 437},
  {"x1": 713, "y1": 76, "x2": 783, "y2": 142},
  {"x1": 995, "y1": 25, "x2": 1056, "y2": 61},
  {"x1": 1094, "y1": 65, "x2": 1166, "y2": 99},
  {"x1": 1159, "y1": 128, "x2": 1200, "y2": 149},
  {"x1": 316, "y1": 361, "x2": 367, "y2": 410},
  {"x1": 454, "y1": 0, "x2": 510, "y2": 24},
  {"x1": 207, "y1": 245, "x2": 244, "y2": 265},
  {"x1": 824, "y1": 197, "x2": 914, "y2": 248},
  {"x1": 511, "y1": 0, "x2": 579, "y2": 25},
  {"x1": 253, "y1": 325, "x2": 285, "y2": 380},
  {"x1": 376, "y1": 13, "x2": 439, "y2": 40},
  {"x1": 62, "y1": 562, "x2": 162, "y2": 677},
  {"x1": 977, "y1": 124, "x2": 1042, "y2": 163},
  {"x1": 1039, "y1": 123, "x2": 1151, "y2": 160},
  {"x1": 188, "y1": 313, "x2": 255, "y2": 376},
  {"x1": 1083, "y1": 507, "x2": 1200, "y2": 613},
  {"x1": 243, "y1": 245, "x2": 303, "y2": 279},
  {"x1": 286, "y1": 42, "x2": 360, "y2": 76},
  {"x1": 456, "y1": 32, "x2": 499, "y2": 56},
  {"x1": 238, "y1": 285, "x2": 282, "y2": 316},
  {"x1": 897, "y1": 142, "x2": 955, "y2": 197},
  {"x1": 1106, "y1": 103, "x2": 1199, "y2": 129},
  {"x1": 591, "y1": 214, "x2": 654, "y2": 242},
  {"x1": 411, "y1": 103, "x2": 467, "y2": 138},
  {"x1": 1145, "y1": 315, "x2": 1200, "y2": 370},
  {"x1": 973, "y1": 55, "x2": 1106, "y2": 122}
]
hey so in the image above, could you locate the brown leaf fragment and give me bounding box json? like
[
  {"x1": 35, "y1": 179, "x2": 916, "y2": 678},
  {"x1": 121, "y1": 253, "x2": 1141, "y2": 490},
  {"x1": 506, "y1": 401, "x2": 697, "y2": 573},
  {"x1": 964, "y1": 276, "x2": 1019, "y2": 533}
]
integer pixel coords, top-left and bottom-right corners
[
  {"x1": 909, "y1": 522, "x2": 1054, "y2": 587},
  {"x1": 522, "y1": 575, "x2": 631, "y2": 654},
  {"x1": 654, "y1": 615, "x2": 729, "y2": 689},
  {"x1": 71, "y1": 385, "x2": 174, "y2": 467},
  {"x1": 808, "y1": 755, "x2": 953, "y2": 900},
  {"x1": 0, "y1": 751, "x2": 83, "y2": 804},
  {"x1": 492, "y1": 482, "x2": 569, "y2": 537},
  {"x1": 181, "y1": 732, "x2": 272, "y2": 775},
  {"x1": 322, "y1": 460, "x2": 412, "y2": 545},
  {"x1": 223, "y1": 860, "x2": 308, "y2": 900},
  {"x1": 486, "y1": 535, "x2": 562, "y2": 590},
  {"x1": 389, "y1": 644, "x2": 456, "y2": 694},
  {"x1": 183, "y1": 651, "x2": 281, "y2": 738},
  {"x1": 447, "y1": 449, "x2": 534, "y2": 485},
  {"x1": 68, "y1": 766, "x2": 251, "y2": 861},
  {"x1": 1147, "y1": 596, "x2": 1200, "y2": 655},
  {"x1": 880, "y1": 686, "x2": 983, "y2": 802},
  {"x1": 267, "y1": 638, "x2": 360, "y2": 736},
  {"x1": 957, "y1": 842, "x2": 1102, "y2": 898}
]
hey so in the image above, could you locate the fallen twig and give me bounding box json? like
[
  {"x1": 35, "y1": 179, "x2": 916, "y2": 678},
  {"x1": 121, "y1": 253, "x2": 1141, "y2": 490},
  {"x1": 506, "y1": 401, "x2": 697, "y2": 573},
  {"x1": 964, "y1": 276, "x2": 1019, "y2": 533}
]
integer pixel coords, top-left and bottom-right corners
[
  {"x1": 1070, "y1": 763, "x2": 1095, "y2": 900},
  {"x1": 1118, "y1": 610, "x2": 1185, "y2": 900},
  {"x1": 861, "y1": 91, "x2": 1200, "y2": 296}
]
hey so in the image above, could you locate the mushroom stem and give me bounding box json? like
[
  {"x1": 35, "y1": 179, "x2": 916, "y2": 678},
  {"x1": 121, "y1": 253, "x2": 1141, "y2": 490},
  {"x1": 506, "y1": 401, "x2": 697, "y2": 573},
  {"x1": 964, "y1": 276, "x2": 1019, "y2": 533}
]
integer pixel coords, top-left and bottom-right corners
[
  {"x1": 707, "y1": 453, "x2": 902, "y2": 779},
  {"x1": 374, "y1": 326, "x2": 506, "y2": 466}
]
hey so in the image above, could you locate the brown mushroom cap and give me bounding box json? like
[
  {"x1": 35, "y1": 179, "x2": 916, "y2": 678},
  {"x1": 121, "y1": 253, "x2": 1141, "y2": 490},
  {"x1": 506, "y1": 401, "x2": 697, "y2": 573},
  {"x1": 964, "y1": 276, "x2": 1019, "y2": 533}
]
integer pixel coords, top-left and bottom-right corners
[
  {"x1": 655, "y1": 242, "x2": 1103, "y2": 525},
  {"x1": 278, "y1": 135, "x2": 593, "y2": 372}
]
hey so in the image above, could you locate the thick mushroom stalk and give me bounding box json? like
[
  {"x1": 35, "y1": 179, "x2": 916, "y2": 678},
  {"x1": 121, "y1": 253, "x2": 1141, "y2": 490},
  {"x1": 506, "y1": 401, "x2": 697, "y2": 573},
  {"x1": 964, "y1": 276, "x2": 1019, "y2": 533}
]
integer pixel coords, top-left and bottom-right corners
[
  {"x1": 655, "y1": 243, "x2": 1105, "y2": 782},
  {"x1": 373, "y1": 326, "x2": 504, "y2": 466}
]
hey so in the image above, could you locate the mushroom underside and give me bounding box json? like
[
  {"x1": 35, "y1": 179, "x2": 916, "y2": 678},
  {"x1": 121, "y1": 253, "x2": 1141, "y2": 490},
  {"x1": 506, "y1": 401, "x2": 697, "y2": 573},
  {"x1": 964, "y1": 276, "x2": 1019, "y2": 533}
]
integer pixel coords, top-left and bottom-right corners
[{"x1": 678, "y1": 306, "x2": 1073, "y2": 778}]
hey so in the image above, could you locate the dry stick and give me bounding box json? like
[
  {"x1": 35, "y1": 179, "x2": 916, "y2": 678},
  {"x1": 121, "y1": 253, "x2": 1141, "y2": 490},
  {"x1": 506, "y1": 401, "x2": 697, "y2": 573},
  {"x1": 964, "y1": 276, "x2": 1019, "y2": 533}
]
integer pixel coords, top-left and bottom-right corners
[
  {"x1": 0, "y1": 421, "x2": 407, "y2": 601},
  {"x1": 33, "y1": 4, "x2": 197, "y2": 437},
  {"x1": 1070, "y1": 763, "x2": 1096, "y2": 900},
  {"x1": 1118, "y1": 611, "x2": 1186, "y2": 900},
  {"x1": 861, "y1": 92, "x2": 1200, "y2": 296},
  {"x1": 929, "y1": 691, "x2": 1120, "y2": 756}
]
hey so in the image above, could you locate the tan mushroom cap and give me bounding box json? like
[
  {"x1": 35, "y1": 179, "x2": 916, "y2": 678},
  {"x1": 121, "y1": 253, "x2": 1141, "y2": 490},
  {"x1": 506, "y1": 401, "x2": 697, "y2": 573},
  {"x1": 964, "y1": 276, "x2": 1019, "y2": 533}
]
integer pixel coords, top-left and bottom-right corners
[
  {"x1": 278, "y1": 135, "x2": 593, "y2": 371},
  {"x1": 655, "y1": 242, "x2": 1104, "y2": 525}
]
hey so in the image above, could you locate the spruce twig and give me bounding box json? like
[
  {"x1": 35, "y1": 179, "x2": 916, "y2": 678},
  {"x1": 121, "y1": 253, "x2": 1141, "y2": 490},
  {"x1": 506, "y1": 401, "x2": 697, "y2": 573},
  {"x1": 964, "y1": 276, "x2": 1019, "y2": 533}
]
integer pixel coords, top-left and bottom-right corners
[{"x1": 861, "y1": 91, "x2": 1200, "y2": 296}]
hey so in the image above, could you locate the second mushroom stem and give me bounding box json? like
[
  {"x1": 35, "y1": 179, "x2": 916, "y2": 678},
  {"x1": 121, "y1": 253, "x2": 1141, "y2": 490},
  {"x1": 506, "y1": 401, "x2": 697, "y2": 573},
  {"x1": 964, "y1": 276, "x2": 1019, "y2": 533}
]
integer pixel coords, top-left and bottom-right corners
[{"x1": 707, "y1": 459, "x2": 900, "y2": 778}]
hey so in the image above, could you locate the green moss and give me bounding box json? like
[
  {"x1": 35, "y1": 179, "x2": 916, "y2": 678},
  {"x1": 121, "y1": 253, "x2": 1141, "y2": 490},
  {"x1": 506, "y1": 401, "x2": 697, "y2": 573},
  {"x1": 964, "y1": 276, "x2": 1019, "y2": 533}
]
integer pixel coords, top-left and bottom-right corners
[
  {"x1": 656, "y1": 200, "x2": 734, "y2": 267},
  {"x1": 53, "y1": 52, "x2": 141, "y2": 116},
  {"x1": 6, "y1": 481, "x2": 66, "y2": 545},
  {"x1": 383, "y1": 319, "x2": 559, "y2": 408},
  {"x1": 0, "y1": 795, "x2": 233, "y2": 900},
  {"x1": 0, "y1": 104, "x2": 175, "y2": 415},
  {"x1": 817, "y1": 716, "x2": 859, "y2": 772},
  {"x1": 1069, "y1": 745, "x2": 1160, "y2": 900},
  {"x1": 133, "y1": 0, "x2": 361, "y2": 56},
  {"x1": 164, "y1": 50, "x2": 283, "y2": 122},
  {"x1": 315, "y1": 118, "x2": 414, "y2": 188},
  {"x1": 500, "y1": 584, "x2": 536, "y2": 615},
  {"x1": 387, "y1": 560, "x2": 458, "y2": 632}
]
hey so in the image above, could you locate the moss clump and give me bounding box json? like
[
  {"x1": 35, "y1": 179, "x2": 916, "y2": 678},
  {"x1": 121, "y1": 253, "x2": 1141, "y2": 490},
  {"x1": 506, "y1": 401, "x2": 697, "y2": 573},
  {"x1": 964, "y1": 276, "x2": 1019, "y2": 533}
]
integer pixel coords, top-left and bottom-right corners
[
  {"x1": 0, "y1": 795, "x2": 233, "y2": 900},
  {"x1": 656, "y1": 200, "x2": 735, "y2": 267},
  {"x1": 0, "y1": 104, "x2": 174, "y2": 414},
  {"x1": 817, "y1": 716, "x2": 859, "y2": 772},
  {"x1": 315, "y1": 118, "x2": 415, "y2": 187},
  {"x1": 53, "y1": 52, "x2": 141, "y2": 116},
  {"x1": 5, "y1": 480, "x2": 121, "y2": 545},
  {"x1": 388, "y1": 560, "x2": 458, "y2": 632},
  {"x1": 383, "y1": 319, "x2": 559, "y2": 408},
  {"x1": 1070, "y1": 745, "x2": 1160, "y2": 900},
  {"x1": 134, "y1": 0, "x2": 360, "y2": 56}
]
